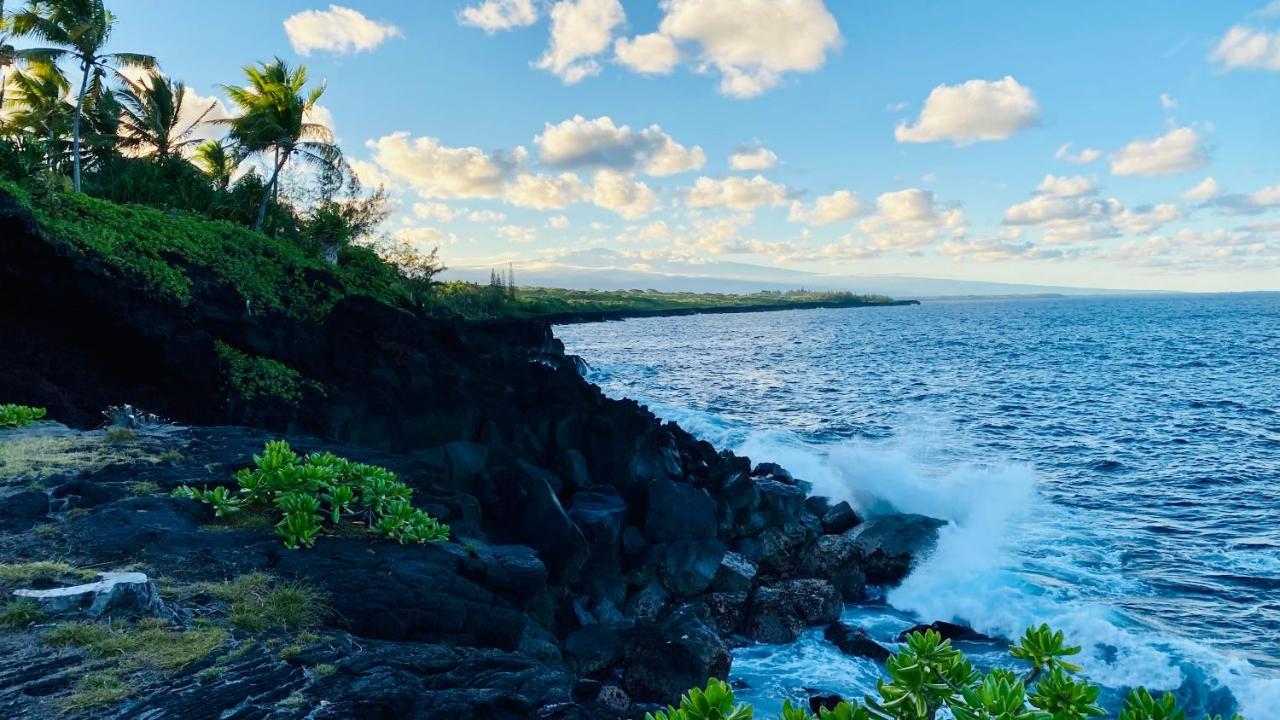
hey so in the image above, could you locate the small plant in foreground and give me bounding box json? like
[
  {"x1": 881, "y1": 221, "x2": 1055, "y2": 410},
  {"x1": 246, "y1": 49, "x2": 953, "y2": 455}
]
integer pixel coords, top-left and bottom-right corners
[
  {"x1": 62, "y1": 670, "x2": 133, "y2": 713},
  {"x1": 196, "y1": 573, "x2": 329, "y2": 632},
  {"x1": 0, "y1": 599, "x2": 44, "y2": 629},
  {"x1": 173, "y1": 440, "x2": 449, "y2": 549},
  {"x1": 654, "y1": 625, "x2": 1244, "y2": 720},
  {"x1": 0, "y1": 404, "x2": 46, "y2": 429}
]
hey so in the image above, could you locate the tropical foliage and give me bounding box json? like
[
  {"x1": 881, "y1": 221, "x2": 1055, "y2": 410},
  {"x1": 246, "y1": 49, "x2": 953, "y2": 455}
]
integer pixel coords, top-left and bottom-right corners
[
  {"x1": 172, "y1": 440, "x2": 450, "y2": 549},
  {"x1": 0, "y1": 403, "x2": 46, "y2": 428},
  {"x1": 653, "y1": 627, "x2": 1244, "y2": 720}
]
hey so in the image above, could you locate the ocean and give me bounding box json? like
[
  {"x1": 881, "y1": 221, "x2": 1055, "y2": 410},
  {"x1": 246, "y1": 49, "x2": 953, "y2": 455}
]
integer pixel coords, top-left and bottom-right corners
[{"x1": 555, "y1": 293, "x2": 1280, "y2": 718}]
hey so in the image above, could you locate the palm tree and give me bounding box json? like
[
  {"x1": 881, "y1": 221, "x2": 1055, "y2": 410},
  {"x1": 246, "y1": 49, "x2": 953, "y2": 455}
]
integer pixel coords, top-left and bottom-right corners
[
  {"x1": 194, "y1": 139, "x2": 237, "y2": 191},
  {"x1": 115, "y1": 70, "x2": 213, "y2": 159},
  {"x1": 1, "y1": 60, "x2": 70, "y2": 166},
  {"x1": 220, "y1": 57, "x2": 344, "y2": 232},
  {"x1": 10, "y1": 0, "x2": 155, "y2": 191}
]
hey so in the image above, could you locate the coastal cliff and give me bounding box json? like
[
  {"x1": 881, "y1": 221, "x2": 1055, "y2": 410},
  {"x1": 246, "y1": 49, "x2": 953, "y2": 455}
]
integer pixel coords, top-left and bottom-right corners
[{"x1": 0, "y1": 189, "x2": 939, "y2": 718}]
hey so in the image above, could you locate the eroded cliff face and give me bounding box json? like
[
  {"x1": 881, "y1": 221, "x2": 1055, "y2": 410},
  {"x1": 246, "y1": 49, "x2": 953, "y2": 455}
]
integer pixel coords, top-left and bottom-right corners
[{"x1": 0, "y1": 194, "x2": 939, "y2": 718}]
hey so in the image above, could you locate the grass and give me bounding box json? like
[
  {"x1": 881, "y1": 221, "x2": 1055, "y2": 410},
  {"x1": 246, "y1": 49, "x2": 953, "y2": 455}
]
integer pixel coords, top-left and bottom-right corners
[
  {"x1": 44, "y1": 618, "x2": 226, "y2": 671},
  {"x1": 0, "y1": 598, "x2": 44, "y2": 629},
  {"x1": 130, "y1": 481, "x2": 161, "y2": 496},
  {"x1": 0, "y1": 432, "x2": 165, "y2": 483},
  {"x1": 62, "y1": 671, "x2": 132, "y2": 713},
  {"x1": 510, "y1": 286, "x2": 902, "y2": 318},
  {"x1": 196, "y1": 573, "x2": 329, "y2": 633},
  {"x1": 104, "y1": 428, "x2": 138, "y2": 444},
  {"x1": 0, "y1": 562, "x2": 97, "y2": 588},
  {"x1": 312, "y1": 662, "x2": 335, "y2": 677}
]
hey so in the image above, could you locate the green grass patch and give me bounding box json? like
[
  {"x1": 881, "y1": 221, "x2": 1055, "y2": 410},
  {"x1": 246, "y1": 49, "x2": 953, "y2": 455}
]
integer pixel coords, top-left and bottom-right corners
[
  {"x1": 0, "y1": 562, "x2": 97, "y2": 588},
  {"x1": 62, "y1": 670, "x2": 132, "y2": 714},
  {"x1": 129, "y1": 481, "x2": 161, "y2": 496},
  {"x1": 44, "y1": 618, "x2": 225, "y2": 671},
  {"x1": 0, "y1": 599, "x2": 44, "y2": 629},
  {"x1": 0, "y1": 432, "x2": 167, "y2": 483},
  {"x1": 104, "y1": 428, "x2": 138, "y2": 444},
  {"x1": 197, "y1": 573, "x2": 329, "y2": 633}
]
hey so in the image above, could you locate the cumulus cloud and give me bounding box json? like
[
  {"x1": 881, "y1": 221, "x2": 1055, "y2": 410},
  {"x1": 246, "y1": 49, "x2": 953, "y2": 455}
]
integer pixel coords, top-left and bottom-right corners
[
  {"x1": 458, "y1": 0, "x2": 539, "y2": 33},
  {"x1": 657, "y1": 0, "x2": 842, "y2": 98},
  {"x1": 467, "y1": 209, "x2": 508, "y2": 223},
  {"x1": 1035, "y1": 174, "x2": 1097, "y2": 198},
  {"x1": 1055, "y1": 143, "x2": 1103, "y2": 165},
  {"x1": 547, "y1": 216, "x2": 571, "y2": 229},
  {"x1": 1113, "y1": 204, "x2": 1182, "y2": 235},
  {"x1": 1104, "y1": 228, "x2": 1279, "y2": 269},
  {"x1": 1160, "y1": 93, "x2": 1178, "y2": 110},
  {"x1": 616, "y1": 220, "x2": 672, "y2": 243},
  {"x1": 1110, "y1": 127, "x2": 1207, "y2": 176},
  {"x1": 504, "y1": 172, "x2": 589, "y2": 210},
  {"x1": 366, "y1": 132, "x2": 518, "y2": 198},
  {"x1": 1210, "y1": 26, "x2": 1280, "y2": 72},
  {"x1": 1181, "y1": 177, "x2": 1220, "y2": 201},
  {"x1": 1004, "y1": 195, "x2": 1117, "y2": 226},
  {"x1": 895, "y1": 76, "x2": 1039, "y2": 145},
  {"x1": 685, "y1": 175, "x2": 788, "y2": 210},
  {"x1": 729, "y1": 146, "x2": 778, "y2": 171},
  {"x1": 856, "y1": 189, "x2": 967, "y2": 250},
  {"x1": 535, "y1": 0, "x2": 626, "y2": 84},
  {"x1": 397, "y1": 226, "x2": 457, "y2": 247},
  {"x1": 787, "y1": 190, "x2": 868, "y2": 226},
  {"x1": 349, "y1": 158, "x2": 398, "y2": 189},
  {"x1": 414, "y1": 201, "x2": 457, "y2": 222},
  {"x1": 1211, "y1": 183, "x2": 1280, "y2": 215},
  {"x1": 496, "y1": 224, "x2": 538, "y2": 243},
  {"x1": 614, "y1": 33, "x2": 681, "y2": 74},
  {"x1": 536, "y1": 115, "x2": 704, "y2": 175},
  {"x1": 590, "y1": 170, "x2": 660, "y2": 219},
  {"x1": 938, "y1": 229, "x2": 1071, "y2": 263},
  {"x1": 284, "y1": 5, "x2": 401, "y2": 56}
]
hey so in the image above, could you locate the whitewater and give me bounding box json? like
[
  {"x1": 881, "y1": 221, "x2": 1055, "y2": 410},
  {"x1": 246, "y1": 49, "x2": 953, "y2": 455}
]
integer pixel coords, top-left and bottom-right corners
[{"x1": 555, "y1": 293, "x2": 1280, "y2": 718}]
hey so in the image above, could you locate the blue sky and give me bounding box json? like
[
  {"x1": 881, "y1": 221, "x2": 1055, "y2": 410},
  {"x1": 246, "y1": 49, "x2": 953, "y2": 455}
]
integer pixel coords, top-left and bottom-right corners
[{"x1": 100, "y1": 0, "x2": 1280, "y2": 291}]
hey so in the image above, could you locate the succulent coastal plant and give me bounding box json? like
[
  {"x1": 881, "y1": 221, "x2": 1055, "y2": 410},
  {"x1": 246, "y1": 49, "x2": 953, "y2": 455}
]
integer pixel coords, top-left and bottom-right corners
[
  {"x1": 0, "y1": 404, "x2": 46, "y2": 428},
  {"x1": 173, "y1": 439, "x2": 449, "y2": 549},
  {"x1": 663, "y1": 626, "x2": 1242, "y2": 720}
]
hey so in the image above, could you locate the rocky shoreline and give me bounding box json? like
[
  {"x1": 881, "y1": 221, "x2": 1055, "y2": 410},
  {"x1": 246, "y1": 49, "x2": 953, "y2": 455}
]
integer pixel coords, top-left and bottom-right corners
[
  {"x1": 0, "y1": 193, "x2": 945, "y2": 718},
  {"x1": 518, "y1": 298, "x2": 921, "y2": 326}
]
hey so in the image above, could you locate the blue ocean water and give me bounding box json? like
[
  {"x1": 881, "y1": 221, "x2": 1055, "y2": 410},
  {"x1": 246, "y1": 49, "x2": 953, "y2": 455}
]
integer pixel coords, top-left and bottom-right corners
[{"x1": 555, "y1": 293, "x2": 1280, "y2": 718}]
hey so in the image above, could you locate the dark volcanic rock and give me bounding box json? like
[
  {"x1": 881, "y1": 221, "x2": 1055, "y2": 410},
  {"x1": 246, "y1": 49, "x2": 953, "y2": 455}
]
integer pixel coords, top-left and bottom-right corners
[
  {"x1": 847, "y1": 514, "x2": 946, "y2": 584},
  {"x1": 821, "y1": 501, "x2": 861, "y2": 535},
  {"x1": 897, "y1": 621, "x2": 998, "y2": 644},
  {"x1": 744, "y1": 580, "x2": 843, "y2": 644},
  {"x1": 825, "y1": 622, "x2": 891, "y2": 661},
  {"x1": 624, "y1": 605, "x2": 730, "y2": 701},
  {"x1": 710, "y1": 551, "x2": 757, "y2": 593},
  {"x1": 0, "y1": 491, "x2": 48, "y2": 532}
]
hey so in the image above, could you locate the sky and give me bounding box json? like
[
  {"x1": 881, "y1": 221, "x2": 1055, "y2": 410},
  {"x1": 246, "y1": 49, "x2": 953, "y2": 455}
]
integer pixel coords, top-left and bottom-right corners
[{"x1": 90, "y1": 1, "x2": 1280, "y2": 292}]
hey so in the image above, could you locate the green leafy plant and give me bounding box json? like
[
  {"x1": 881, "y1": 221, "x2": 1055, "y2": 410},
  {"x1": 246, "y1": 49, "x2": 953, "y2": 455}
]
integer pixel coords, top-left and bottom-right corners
[
  {"x1": 173, "y1": 440, "x2": 449, "y2": 549},
  {"x1": 663, "y1": 626, "x2": 1243, "y2": 720},
  {"x1": 0, "y1": 404, "x2": 46, "y2": 429}
]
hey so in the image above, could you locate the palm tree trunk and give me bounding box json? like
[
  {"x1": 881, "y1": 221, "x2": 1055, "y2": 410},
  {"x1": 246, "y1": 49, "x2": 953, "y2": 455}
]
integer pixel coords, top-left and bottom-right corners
[
  {"x1": 254, "y1": 153, "x2": 288, "y2": 232},
  {"x1": 72, "y1": 61, "x2": 91, "y2": 193}
]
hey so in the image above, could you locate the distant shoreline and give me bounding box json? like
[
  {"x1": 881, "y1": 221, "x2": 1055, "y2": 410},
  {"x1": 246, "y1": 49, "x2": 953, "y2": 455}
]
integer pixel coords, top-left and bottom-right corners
[{"x1": 537, "y1": 297, "x2": 921, "y2": 325}]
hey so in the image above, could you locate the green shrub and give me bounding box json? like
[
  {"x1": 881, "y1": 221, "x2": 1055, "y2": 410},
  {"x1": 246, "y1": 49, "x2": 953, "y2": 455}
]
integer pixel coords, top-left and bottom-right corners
[
  {"x1": 0, "y1": 599, "x2": 44, "y2": 629},
  {"x1": 173, "y1": 440, "x2": 449, "y2": 549},
  {"x1": 0, "y1": 404, "x2": 47, "y2": 429},
  {"x1": 655, "y1": 625, "x2": 1244, "y2": 720},
  {"x1": 214, "y1": 341, "x2": 317, "y2": 408}
]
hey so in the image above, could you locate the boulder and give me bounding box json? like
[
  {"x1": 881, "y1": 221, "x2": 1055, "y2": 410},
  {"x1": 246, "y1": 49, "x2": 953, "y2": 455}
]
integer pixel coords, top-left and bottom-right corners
[
  {"x1": 710, "y1": 551, "x2": 757, "y2": 593},
  {"x1": 801, "y1": 534, "x2": 868, "y2": 602},
  {"x1": 736, "y1": 524, "x2": 811, "y2": 576},
  {"x1": 568, "y1": 489, "x2": 629, "y2": 548},
  {"x1": 700, "y1": 591, "x2": 748, "y2": 635},
  {"x1": 824, "y1": 623, "x2": 891, "y2": 661},
  {"x1": 655, "y1": 539, "x2": 726, "y2": 596},
  {"x1": 625, "y1": 582, "x2": 669, "y2": 624},
  {"x1": 751, "y1": 462, "x2": 793, "y2": 483},
  {"x1": 809, "y1": 693, "x2": 846, "y2": 714},
  {"x1": 743, "y1": 580, "x2": 843, "y2": 644},
  {"x1": 624, "y1": 605, "x2": 730, "y2": 702},
  {"x1": 13, "y1": 571, "x2": 166, "y2": 619},
  {"x1": 897, "y1": 621, "x2": 997, "y2": 644},
  {"x1": 645, "y1": 478, "x2": 717, "y2": 543},
  {"x1": 0, "y1": 491, "x2": 48, "y2": 532},
  {"x1": 565, "y1": 623, "x2": 629, "y2": 675},
  {"x1": 821, "y1": 501, "x2": 861, "y2": 535},
  {"x1": 847, "y1": 514, "x2": 945, "y2": 584}
]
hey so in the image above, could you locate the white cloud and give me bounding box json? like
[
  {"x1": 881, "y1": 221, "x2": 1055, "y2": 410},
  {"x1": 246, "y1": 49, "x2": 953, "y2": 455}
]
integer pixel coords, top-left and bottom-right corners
[
  {"x1": 504, "y1": 172, "x2": 589, "y2": 210},
  {"x1": 1211, "y1": 183, "x2": 1280, "y2": 215},
  {"x1": 1004, "y1": 195, "x2": 1117, "y2": 225},
  {"x1": 1110, "y1": 127, "x2": 1207, "y2": 176},
  {"x1": 1036, "y1": 174, "x2": 1097, "y2": 198},
  {"x1": 938, "y1": 229, "x2": 1070, "y2": 263},
  {"x1": 536, "y1": 115, "x2": 704, "y2": 175},
  {"x1": 284, "y1": 5, "x2": 401, "y2": 56},
  {"x1": 467, "y1": 209, "x2": 508, "y2": 223},
  {"x1": 1210, "y1": 26, "x2": 1280, "y2": 72},
  {"x1": 686, "y1": 175, "x2": 788, "y2": 210},
  {"x1": 535, "y1": 0, "x2": 626, "y2": 84},
  {"x1": 366, "y1": 132, "x2": 517, "y2": 198},
  {"x1": 458, "y1": 0, "x2": 539, "y2": 33},
  {"x1": 350, "y1": 159, "x2": 397, "y2": 189},
  {"x1": 729, "y1": 146, "x2": 778, "y2": 171},
  {"x1": 547, "y1": 215, "x2": 571, "y2": 229},
  {"x1": 614, "y1": 33, "x2": 680, "y2": 74},
  {"x1": 1055, "y1": 143, "x2": 1102, "y2": 165},
  {"x1": 856, "y1": 188, "x2": 967, "y2": 250},
  {"x1": 787, "y1": 190, "x2": 868, "y2": 226},
  {"x1": 397, "y1": 227, "x2": 456, "y2": 247},
  {"x1": 895, "y1": 76, "x2": 1039, "y2": 145},
  {"x1": 414, "y1": 201, "x2": 457, "y2": 222},
  {"x1": 657, "y1": 0, "x2": 842, "y2": 98},
  {"x1": 1181, "y1": 177, "x2": 1220, "y2": 201},
  {"x1": 1113, "y1": 204, "x2": 1182, "y2": 235},
  {"x1": 591, "y1": 170, "x2": 660, "y2": 219},
  {"x1": 497, "y1": 224, "x2": 538, "y2": 243},
  {"x1": 617, "y1": 220, "x2": 671, "y2": 243},
  {"x1": 1160, "y1": 93, "x2": 1178, "y2": 110}
]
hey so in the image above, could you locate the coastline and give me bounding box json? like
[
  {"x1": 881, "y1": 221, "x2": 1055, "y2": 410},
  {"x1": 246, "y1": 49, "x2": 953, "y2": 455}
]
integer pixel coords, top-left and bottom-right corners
[{"x1": 519, "y1": 298, "x2": 921, "y2": 325}]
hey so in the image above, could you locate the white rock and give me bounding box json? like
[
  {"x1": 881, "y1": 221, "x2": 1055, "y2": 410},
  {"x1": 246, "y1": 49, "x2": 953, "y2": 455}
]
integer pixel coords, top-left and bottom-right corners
[{"x1": 14, "y1": 571, "x2": 166, "y2": 619}]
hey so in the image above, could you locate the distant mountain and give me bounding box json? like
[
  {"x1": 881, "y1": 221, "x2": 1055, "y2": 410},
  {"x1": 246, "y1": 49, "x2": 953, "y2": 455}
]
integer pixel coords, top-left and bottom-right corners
[{"x1": 443, "y1": 248, "x2": 1156, "y2": 299}]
